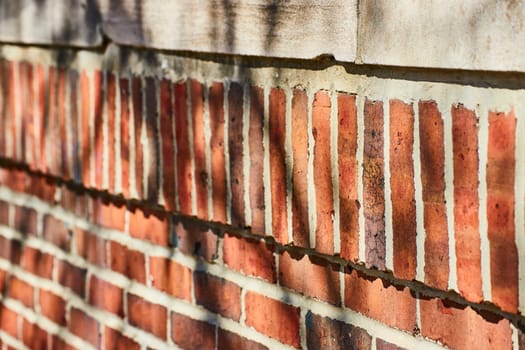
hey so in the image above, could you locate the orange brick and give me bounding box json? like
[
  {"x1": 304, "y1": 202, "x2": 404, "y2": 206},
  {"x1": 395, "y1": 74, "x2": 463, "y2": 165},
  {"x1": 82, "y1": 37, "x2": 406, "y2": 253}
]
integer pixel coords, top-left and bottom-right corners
[
  {"x1": 209, "y1": 82, "x2": 227, "y2": 223},
  {"x1": 149, "y1": 256, "x2": 192, "y2": 301},
  {"x1": 171, "y1": 312, "x2": 215, "y2": 350},
  {"x1": 8, "y1": 276, "x2": 33, "y2": 308},
  {"x1": 22, "y1": 318, "x2": 47, "y2": 349},
  {"x1": 132, "y1": 77, "x2": 143, "y2": 198},
  {"x1": 39, "y1": 289, "x2": 66, "y2": 325},
  {"x1": 128, "y1": 207, "x2": 169, "y2": 246},
  {"x1": 57, "y1": 260, "x2": 86, "y2": 297},
  {"x1": 0, "y1": 304, "x2": 18, "y2": 338},
  {"x1": 218, "y1": 328, "x2": 268, "y2": 350},
  {"x1": 69, "y1": 307, "x2": 100, "y2": 347},
  {"x1": 306, "y1": 311, "x2": 372, "y2": 349},
  {"x1": 92, "y1": 197, "x2": 126, "y2": 231},
  {"x1": 105, "y1": 327, "x2": 140, "y2": 350},
  {"x1": 107, "y1": 73, "x2": 117, "y2": 192},
  {"x1": 249, "y1": 86, "x2": 265, "y2": 235},
  {"x1": 144, "y1": 77, "x2": 160, "y2": 203},
  {"x1": 194, "y1": 271, "x2": 241, "y2": 320},
  {"x1": 89, "y1": 275, "x2": 123, "y2": 316},
  {"x1": 43, "y1": 214, "x2": 71, "y2": 251},
  {"x1": 109, "y1": 241, "x2": 146, "y2": 283},
  {"x1": 128, "y1": 294, "x2": 167, "y2": 339},
  {"x1": 229, "y1": 82, "x2": 245, "y2": 227},
  {"x1": 93, "y1": 70, "x2": 103, "y2": 189},
  {"x1": 21, "y1": 246, "x2": 53, "y2": 279},
  {"x1": 191, "y1": 80, "x2": 208, "y2": 219},
  {"x1": 160, "y1": 79, "x2": 175, "y2": 211},
  {"x1": 120, "y1": 77, "x2": 131, "y2": 197},
  {"x1": 75, "y1": 228, "x2": 106, "y2": 266},
  {"x1": 173, "y1": 218, "x2": 218, "y2": 261}
]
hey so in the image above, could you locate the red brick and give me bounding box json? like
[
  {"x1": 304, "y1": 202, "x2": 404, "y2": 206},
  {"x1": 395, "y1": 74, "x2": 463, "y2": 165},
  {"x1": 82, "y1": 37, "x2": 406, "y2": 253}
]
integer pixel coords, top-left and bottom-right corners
[
  {"x1": 174, "y1": 81, "x2": 193, "y2": 215},
  {"x1": 312, "y1": 90, "x2": 334, "y2": 254},
  {"x1": 305, "y1": 311, "x2": 372, "y2": 350},
  {"x1": 487, "y1": 110, "x2": 517, "y2": 313},
  {"x1": 144, "y1": 77, "x2": 160, "y2": 203},
  {"x1": 0, "y1": 169, "x2": 27, "y2": 193},
  {"x1": 19, "y1": 63, "x2": 33, "y2": 166},
  {"x1": 80, "y1": 71, "x2": 91, "y2": 186},
  {"x1": 363, "y1": 99, "x2": 385, "y2": 270},
  {"x1": 109, "y1": 241, "x2": 146, "y2": 283},
  {"x1": 0, "y1": 236, "x2": 22, "y2": 264},
  {"x1": 132, "y1": 76, "x2": 144, "y2": 198},
  {"x1": 0, "y1": 61, "x2": 8, "y2": 157},
  {"x1": 218, "y1": 328, "x2": 268, "y2": 350},
  {"x1": 43, "y1": 214, "x2": 71, "y2": 251},
  {"x1": 229, "y1": 82, "x2": 245, "y2": 227},
  {"x1": 173, "y1": 218, "x2": 218, "y2": 261},
  {"x1": 419, "y1": 101, "x2": 449, "y2": 290},
  {"x1": 129, "y1": 207, "x2": 169, "y2": 246},
  {"x1": 13, "y1": 206, "x2": 38, "y2": 236},
  {"x1": 75, "y1": 228, "x2": 106, "y2": 266},
  {"x1": 93, "y1": 197, "x2": 126, "y2": 231},
  {"x1": 69, "y1": 70, "x2": 81, "y2": 182},
  {"x1": 160, "y1": 79, "x2": 175, "y2": 211},
  {"x1": 194, "y1": 271, "x2": 241, "y2": 320},
  {"x1": 279, "y1": 251, "x2": 340, "y2": 305},
  {"x1": 61, "y1": 186, "x2": 90, "y2": 218},
  {"x1": 171, "y1": 312, "x2": 216, "y2": 350},
  {"x1": 338, "y1": 93, "x2": 359, "y2": 262},
  {"x1": 69, "y1": 307, "x2": 100, "y2": 347},
  {"x1": 50, "y1": 335, "x2": 75, "y2": 350},
  {"x1": 39, "y1": 289, "x2": 66, "y2": 325},
  {"x1": 0, "y1": 304, "x2": 18, "y2": 338},
  {"x1": 22, "y1": 318, "x2": 47, "y2": 349},
  {"x1": 8, "y1": 276, "x2": 33, "y2": 308},
  {"x1": 249, "y1": 86, "x2": 265, "y2": 234},
  {"x1": 120, "y1": 77, "x2": 131, "y2": 197},
  {"x1": 57, "y1": 69, "x2": 69, "y2": 177},
  {"x1": 104, "y1": 327, "x2": 140, "y2": 350},
  {"x1": 26, "y1": 64, "x2": 38, "y2": 169},
  {"x1": 57, "y1": 260, "x2": 86, "y2": 297},
  {"x1": 128, "y1": 293, "x2": 167, "y2": 339},
  {"x1": 149, "y1": 256, "x2": 192, "y2": 301},
  {"x1": 107, "y1": 73, "x2": 117, "y2": 192},
  {"x1": 420, "y1": 298, "x2": 512, "y2": 349},
  {"x1": 191, "y1": 80, "x2": 209, "y2": 219},
  {"x1": 222, "y1": 233, "x2": 276, "y2": 282},
  {"x1": 46, "y1": 66, "x2": 57, "y2": 172},
  {"x1": 29, "y1": 176, "x2": 57, "y2": 203},
  {"x1": 452, "y1": 105, "x2": 482, "y2": 302},
  {"x1": 36, "y1": 66, "x2": 46, "y2": 172},
  {"x1": 0, "y1": 200, "x2": 9, "y2": 225},
  {"x1": 389, "y1": 100, "x2": 416, "y2": 280},
  {"x1": 291, "y1": 89, "x2": 310, "y2": 247},
  {"x1": 209, "y1": 82, "x2": 227, "y2": 223},
  {"x1": 245, "y1": 292, "x2": 300, "y2": 348},
  {"x1": 344, "y1": 269, "x2": 416, "y2": 331},
  {"x1": 9, "y1": 62, "x2": 20, "y2": 162},
  {"x1": 0, "y1": 268, "x2": 7, "y2": 293},
  {"x1": 376, "y1": 339, "x2": 406, "y2": 350},
  {"x1": 93, "y1": 70, "x2": 104, "y2": 189},
  {"x1": 269, "y1": 87, "x2": 288, "y2": 244},
  {"x1": 89, "y1": 275, "x2": 123, "y2": 316}
]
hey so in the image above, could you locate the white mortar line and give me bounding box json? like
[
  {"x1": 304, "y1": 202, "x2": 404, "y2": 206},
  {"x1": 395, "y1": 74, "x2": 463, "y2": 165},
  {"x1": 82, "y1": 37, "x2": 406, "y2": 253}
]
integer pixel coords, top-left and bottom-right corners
[
  {"x1": 115, "y1": 74, "x2": 122, "y2": 194},
  {"x1": 187, "y1": 80, "x2": 197, "y2": 216},
  {"x1": 203, "y1": 83, "x2": 213, "y2": 220},
  {"x1": 0, "y1": 330, "x2": 27, "y2": 350},
  {"x1": 299, "y1": 308, "x2": 308, "y2": 350},
  {"x1": 384, "y1": 99, "x2": 393, "y2": 271},
  {"x1": 224, "y1": 80, "x2": 232, "y2": 225},
  {"x1": 443, "y1": 103, "x2": 458, "y2": 291},
  {"x1": 285, "y1": 86, "x2": 293, "y2": 243},
  {"x1": 307, "y1": 90, "x2": 317, "y2": 249},
  {"x1": 477, "y1": 104, "x2": 492, "y2": 301},
  {"x1": 512, "y1": 324, "x2": 520, "y2": 350},
  {"x1": 515, "y1": 103, "x2": 525, "y2": 312},
  {"x1": 243, "y1": 83, "x2": 252, "y2": 227},
  {"x1": 263, "y1": 84, "x2": 272, "y2": 235},
  {"x1": 102, "y1": 71, "x2": 109, "y2": 189},
  {"x1": 414, "y1": 101, "x2": 426, "y2": 282},
  {"x1": 331, "y1": 87, "x2": 341, "y2": 254},
  {"x1": 356, "y1": 94, "x2": 366, "y2": 262}
]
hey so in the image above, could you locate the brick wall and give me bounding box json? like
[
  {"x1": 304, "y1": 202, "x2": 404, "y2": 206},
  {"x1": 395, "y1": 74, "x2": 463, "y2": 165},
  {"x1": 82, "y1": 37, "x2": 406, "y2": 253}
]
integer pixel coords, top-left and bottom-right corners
[{"x1": 0, "y1": 43, "x2": 521, "y2": 349}]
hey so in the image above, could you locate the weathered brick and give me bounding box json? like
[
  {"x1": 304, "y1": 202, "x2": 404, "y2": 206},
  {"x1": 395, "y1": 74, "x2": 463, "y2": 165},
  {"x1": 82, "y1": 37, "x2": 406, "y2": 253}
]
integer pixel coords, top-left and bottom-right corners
[
  {"x1": 218, "y1": 328, "x2": 268, "y2": 350},
  {"x1": 0, "y1": 304, "x2": 18, "y2": 338},
  {"x1": 209, "y1": 82, "x2": 227, "y2": 223},
  {"x1": 363, "y1": 99, "x2": 385, "y2": 270},
  {"x1": 93, "y1": 70, "x2": 103, "y2": 189},
  {"x1": 80, "y1": 71, "x2": 91, "y2": 186},
  {"x1": 39, "y1": 289, "x2": 66, "y2": 325},
  {"x1": 312, "y1": 90, "x2": 334, "y2": 254},
  {"x1": 222, "y1": 233, "x2": 276, "y2": 282},
  {"x1": 120, "y1": 77, "x2": 131, "y2": 197},
  {"x1": 75, "y1": 228, "x2": 106, "y2": 266},
  {"x1": 109, "y1": 241, "x2": 146, "y2": 283},
  {"x1": 452, "y1": 105, "x2": 482, "y2": 302},
  {"x1": 171, "y1": 312, "x2": 216, "y2": 350},
  {"x1": 389, "y1": 99, "x2": 416, "y2": 280},
  {"x1": 128, "y1": 207, "x2": 169, "y2": 246},
  {"x1": 191, "y1": 80, "x2": 209, "y2": 219},
  {"x1": 173, "y1": 218, "x2": 218, "y2": 261},
  {"x1": 194, "y1": 271, "x2": 241, "y2": 320},
  {"x1": 149, "y1": 256, "x2": 192, "y2": 301},
  {"x1": 19, "y1": 63, "x2": 33, "y2": 166},
  {"x1": 89, "y1": 275, "x2": 123, "y2": 316},
  {"x1": 0, "y1": 61, "x2": 8, "y2": 157},
  {"x1": 247, "y1": 86, "x2": 266, "y2": 235},
  {"x1": 174, "y1": 81, "x2": 193, "y2": 215},
  {"x1": 160, "y1": 79, "x2": 175, "y2": 211},
  {"x1": 419, "y1": 100, "x2": 449, "y2": 290},
  {"x1": 0, "y1": 200, "x2": 9, "y2": 226},
  {"x1": 70, "y1": 70, "x2": 81, "y2": 183},
  {"x1": 107, "y1": 73, "x2": 117, "y2": 192},
  {"x1": 305, "y1": 311, "x2": 372, "y2": 350},
  {"x1": 291, "y1": 89, "x2": 310, "y2": 247},
  {"x1": 29, "y1": 176, "x2": 56, "y2": 203},
  {"x1": 338, "y1": 92, "x2": 359, "y2": 262},
  {"x1": 128, "y1": 293, "x2": 167, "y2": 339},
  {"x1": 22, "y1": 318, "x2": 47, "y2": 349},
  {"x1": 144, "y1": 77, "x2": 160, "y2": 203},
  {"x1": 8, "y1": 276, "x2": 33, "y2": 308},
  {"x1": 344, "y1": 269, "x2": 416, "y2": 332},
  {"x1": 92, "y1": 197, "x2": 126, "y2": 231},
  {"x1": 43, "y1": 214, "x2": 71, "y2": 251},
  {"x1": 105, "y1": 327, "x2": 140, "y2": 350},
  {"x1": 279, "y1": 251, "x2": 340, "y2": 305},
  {"x1": 229, "y1": 82, "x2": 245, "y2": 227},
  {"x1": 487, "y1": 110, "x2": 518, "y2": 313},
  {"x1": 132, "y1": 76, "x2": 144, "y2": 198},
  {"x1": 57, "y1": 260, "x2": 86, "y2": 297},
  {"x1": 0, "y1": 236, "x2": 22, "y2": 265},
  {"x1": 57, "y1": 69, "x2": 68, "y2": 177},
  {"x1": 376, "y1": 339, "x2": 406, "y2": 350},
  {"x1": 69, "y1": 307, "x2": 100, "y2": 347},
  {"x1": 420, "y1": 297, "x2": 512, "y2": 349},
  {"x1": 13, "y1": 206, "x2": 38, "y2": 236},
  {"x1": 245, "y1": 292, "x2": 300, "y2": 348}
]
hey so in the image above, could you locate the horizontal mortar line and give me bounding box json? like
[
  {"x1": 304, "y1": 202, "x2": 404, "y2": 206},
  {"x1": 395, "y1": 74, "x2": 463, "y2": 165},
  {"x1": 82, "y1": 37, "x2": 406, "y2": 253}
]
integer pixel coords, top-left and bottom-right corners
[
  {"x1": 0, "y1": 329, "x2": 28, "y2": 350},
  {"x1": 0, "y1": 225, "x2": 443, "y2": 350},
  {"x1": 0, "y1": 297, "x2": 94, "y2": 350},
  {"x1": 0, "y1": 160, "x2": 522, "y2": 330}
]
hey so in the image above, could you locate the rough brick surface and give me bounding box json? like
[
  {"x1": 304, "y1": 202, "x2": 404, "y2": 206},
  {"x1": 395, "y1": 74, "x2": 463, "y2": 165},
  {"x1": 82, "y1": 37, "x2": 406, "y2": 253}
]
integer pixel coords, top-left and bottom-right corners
[
  {"x1": 128, "y1": 294, "x2": 167, "y2": 339},
  {"x1": 194, "y1": 271, "x2": 241, "y2": 320},
  {"x1": 109, "y1": 241, "x2": 146, "y2": 283},
  {"x1": 209, "y1": 82, "x2": 227, "y2": 223},
  {"x1": 39, "y1": 289, "x2": 66, "y2": 325},
  {"x1": 229, "y1": 82, "x2": 245, "y2": 228},
  {"x1": 171, "y1": 312, "x2": 216, "y2": 350},
  {"x1": 69, "y1": 307, "x2": 100, "y2": 347},
  {"x1": 149, "y1": 256, "x2": 192, "y2": 301},
  {"x1": 218, "y1": 329, "x2": 268, "y2": 350},
  {"x1": 249, "y1": 86, "x2": 266, "y2": 235},
  {"x1": 89, "y1": 275, "x2": 123, "y2": 316},
  {"x1": 191, "y1": 80, "x2": 209, "y2": 219}
]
